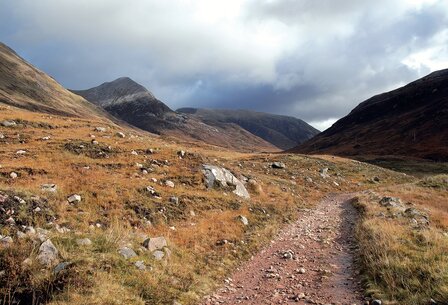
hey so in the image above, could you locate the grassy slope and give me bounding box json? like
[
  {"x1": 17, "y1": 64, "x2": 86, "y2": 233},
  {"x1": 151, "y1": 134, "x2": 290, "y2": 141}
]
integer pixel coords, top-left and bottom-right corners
[{"x1": 0, "y1": 105, "x2": 446, "y2": 304}]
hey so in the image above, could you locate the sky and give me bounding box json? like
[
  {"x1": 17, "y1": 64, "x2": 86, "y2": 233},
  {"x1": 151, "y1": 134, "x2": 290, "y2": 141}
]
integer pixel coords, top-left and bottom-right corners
[{"x1": 1, "y1": 0, "x2": 448, "y2": 131}]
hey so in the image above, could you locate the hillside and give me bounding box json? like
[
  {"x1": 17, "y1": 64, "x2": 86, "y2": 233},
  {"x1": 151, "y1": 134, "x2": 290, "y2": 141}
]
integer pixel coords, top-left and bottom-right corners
[
  {"x1": 177, "y1": 108, "x2": 319, "y2": 150},
  {"x1": 0, "y1": 43, "x2": 108, "y2": 119},
  {"x1": 292, "y1": 69, "x2": 448, "y2": 161}
]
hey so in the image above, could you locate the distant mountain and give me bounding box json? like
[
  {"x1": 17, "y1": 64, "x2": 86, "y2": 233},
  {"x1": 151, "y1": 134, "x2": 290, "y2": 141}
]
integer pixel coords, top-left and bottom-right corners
[
  {"x1": 0, "y1": 42, "x2": 107, "y2": 119},
  {"x1": 73, "y1": 78, "x2": 277, "y2": 152},
  {"x1": 177, "y1": 108, "x2": 319, "y2": 150},
  {"x1": 72, "y1": 77, "x2": 173, "y2": 134},
  {"x1": 292, "y1": 69, "x2": 448, "y2": 161}
]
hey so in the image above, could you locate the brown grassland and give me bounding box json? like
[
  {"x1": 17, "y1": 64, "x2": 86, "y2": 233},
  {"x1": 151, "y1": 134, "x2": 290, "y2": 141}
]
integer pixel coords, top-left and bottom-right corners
[{"x1": 0, "y1": 105, "x2": 447, "y2": 305}]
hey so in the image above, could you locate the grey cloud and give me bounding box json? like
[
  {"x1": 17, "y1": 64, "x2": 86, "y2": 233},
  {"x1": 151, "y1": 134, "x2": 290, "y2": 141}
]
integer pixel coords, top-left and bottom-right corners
[{"x1": 0, "y1": 0, "x2": 447, "y2": 129}]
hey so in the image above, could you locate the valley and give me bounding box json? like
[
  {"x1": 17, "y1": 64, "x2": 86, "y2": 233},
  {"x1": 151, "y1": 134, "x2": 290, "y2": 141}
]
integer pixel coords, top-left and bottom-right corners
[{"x1": 0, "y1": 40, "x2": 447, "y2": 305}]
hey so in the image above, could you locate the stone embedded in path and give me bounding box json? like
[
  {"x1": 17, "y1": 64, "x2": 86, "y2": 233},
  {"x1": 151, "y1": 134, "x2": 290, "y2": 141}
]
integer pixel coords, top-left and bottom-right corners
[{"x1": 202, "y1": 164, "x2": 250, "y2": 199}]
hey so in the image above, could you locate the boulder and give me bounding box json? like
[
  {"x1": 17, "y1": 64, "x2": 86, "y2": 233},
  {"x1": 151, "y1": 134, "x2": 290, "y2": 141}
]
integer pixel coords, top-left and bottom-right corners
[
  {"x1": 202, "y1": 165, "x2": 250, "y2": 199},
  {"x1": 37, "y1": 239, "x2": 59, "y2": 267},
  {"x1": 143, "y1": 237, "x2": 167, "y2": 252},
  {"x1": 1, "y1": 120, "x2": 16, "y2": 127}
]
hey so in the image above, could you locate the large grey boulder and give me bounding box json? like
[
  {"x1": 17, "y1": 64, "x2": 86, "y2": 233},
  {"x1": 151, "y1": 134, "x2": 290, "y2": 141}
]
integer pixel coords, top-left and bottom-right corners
[
  {"x1": 202, "y1": 165, "x2": 250, "y2": 199},
  {"x1": 37, "y1": 239, "x2": 59, "y2": 267},
  {"x1": 119, "y1": 246, "x2": 137, "y2": 259}
]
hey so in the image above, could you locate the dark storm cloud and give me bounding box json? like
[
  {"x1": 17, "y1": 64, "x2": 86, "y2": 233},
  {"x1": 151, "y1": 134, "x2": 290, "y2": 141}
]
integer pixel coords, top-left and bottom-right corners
[{"x1": 1, "y1": 0, "x2": 447, "y2": 130}]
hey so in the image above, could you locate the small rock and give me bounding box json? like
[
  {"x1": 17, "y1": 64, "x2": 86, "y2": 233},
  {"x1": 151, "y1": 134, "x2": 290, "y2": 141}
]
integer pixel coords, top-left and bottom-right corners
[
  {"x1": 119, "y1": 247, "x2": 137, "y2": 259},
  {"x1": 297, "y1": 268, "x2": 306, "y2": 274},
  {"x1": 41, "y1": 184, "x2": 57, "y2": 193},
  {"x1": 320, "y1": 168, "x2": 329, "y2": 178},
  {"x1": 53, "y1": 261, "x2": 71, "y2": 275},
  {"x1": 76, "y1": 238, "x2": 92, "y2": 246},
  {"x1": 165, "y1": 180, "x2": 175, "y2": 188},
  {"x1": 131, "y1": 150, "x2": 138, "y2": 155},
  {"x1": 1, "y1": 120, "x2": 16, "y2": 127},
  {"x1": 271, "y1": 162, "x2": 286, "y2": 169},
  {"x1": 372, "y1": 300, "x2": 382, "y2": 305},
  {"x1": 37, "y1": 239, "x2": 59, "y2": 267},
  {"x1": 238, "y1": 215, "x2": 249, "y2": 226},
  {"x1": 0, "y1": 236, "x2": 13, "y2": 246},
  {"x1": 177, "y1": 150, "x2": 186, "y2": 158},
  {"x1": 116, "y1": 132, "x2": 126, "y2": 138},
  {"x1": 153, "y1": 250, "x2": 165, "y2": 260},
  {"x1": 94, "y1": 127, "x2": 107, "y2": 132},
  {"x1": 169, "y1": 196, "x2": 179, "y2": 204},
  {"x1": 16, "y1": 150, "x2": 27, "y2": 155},
  {"x1": 143, "y1": 237, "x2": 167, "y2": 252},
  {"x1": 67, "y1": 194, "x2": 82, "y2": 204},
  {"x1": 9, "y1": 172, "x2": 18, "y2": 179},
  {"x1": 41, "y1": 136, "x2": 51, "y2": 141},
  {"x1": 135, "y1": 260, "x2": 146, "y2": 270}
]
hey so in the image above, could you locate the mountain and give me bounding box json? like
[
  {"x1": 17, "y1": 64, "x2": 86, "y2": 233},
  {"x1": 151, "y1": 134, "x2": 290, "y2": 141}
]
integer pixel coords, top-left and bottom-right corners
[
  {"x1": 73, "y1": 78, "x2": 277, "y2": 152},
  {"x1": 292, "y1": 69, "x2": 448, "y2": 161},
  {"x1": 177, "y1": 108, "x2": 320, "y2": 150},
  {"x1": 0, "y1": 42, "x2": 107, "y2": 119}
]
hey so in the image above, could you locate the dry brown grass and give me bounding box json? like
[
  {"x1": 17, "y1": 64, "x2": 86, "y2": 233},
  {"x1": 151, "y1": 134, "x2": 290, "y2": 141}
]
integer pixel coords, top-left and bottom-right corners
[{"x1": 0, "y1": 105, "x2": 425, "y2": 304}]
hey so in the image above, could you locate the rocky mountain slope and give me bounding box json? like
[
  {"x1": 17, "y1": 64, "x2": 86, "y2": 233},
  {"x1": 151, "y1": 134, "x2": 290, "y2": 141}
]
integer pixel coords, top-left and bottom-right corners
[
  {"x1": 0, "y1": 43, "x2": 108, "y2": 119},
  {"x1": 177, "y1": 108, "x2": 319, "y2": 150},
  {"x1": 73, "y1": 78, "x2": 277, "y2": 152},
  {"x1": 292, "y1": 69, "x2": 448, "y2": 161}
]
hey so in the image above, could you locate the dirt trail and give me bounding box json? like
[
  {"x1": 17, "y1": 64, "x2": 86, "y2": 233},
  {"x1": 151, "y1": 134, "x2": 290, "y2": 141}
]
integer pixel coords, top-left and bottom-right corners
[{"x1": 203, "y1": 194, "x2": 363, "y2": 305}]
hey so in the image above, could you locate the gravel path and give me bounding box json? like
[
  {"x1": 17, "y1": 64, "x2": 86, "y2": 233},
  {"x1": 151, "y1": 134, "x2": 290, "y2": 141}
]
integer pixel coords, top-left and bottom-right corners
[{"x1": 203, "y1": 193, "x2": 363, "y2": 305}]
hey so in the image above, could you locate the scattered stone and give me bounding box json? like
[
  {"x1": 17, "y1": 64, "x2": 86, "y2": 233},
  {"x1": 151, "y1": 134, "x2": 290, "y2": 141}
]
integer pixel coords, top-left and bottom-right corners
[
  {"x1": 131, "y1": 150, "x2": 138, "y2": 155},
  {"x1": 379, "y1": 197, "x2": 401, "y2": 207},
  {"x1": 119, "y1": 247, "x2": 137, "y2": 259},
  {"x1": 190, "y1": 210, "x2": 196, "y2": 217},
  {"x1": 143, "y1": 237, "x2": 167, "y2": 252},
  {"x1": 281, "y1": 249, "x2": 294, "y2": 259},
  {"x1": 41, "y1": 136, "x2": 51, "y2": 141},
  {"x1": 9, "y1": 172, "x2": 18, "y2": 179},
  {"x1": 53, "y1": 261, "x2": 71, "y2": 275},
  {"x1": 0, "y1": 236, "x2": 13, "y2": 247},
  {"x1": 91, "y1": 140, "x2": 99, "y2": 145},
  {"x1": 169, "y1": 196, "x2": 179, "y2": 204},
  {"x1": 37, "y1": 239, "x2": 59, "y2": 267},
  {"x1": 165, "y1": 180, "x2": 175, "y2": 188},
  {"x1": 135, "y1": 260, "x2": 146, "y2": 270},
  {"x1": 203, "y1": 164, "x2": 250, "y2": 199},
  {"x1": 41, "y1": 184, "x2": 57, "y2": 193},
  {"x1": 94, "y1": 127, "x2": 107, "y2": 132},
  {"x1": 372, "y1": 300, "x2": 382, "y2": 305},
  {"x1": 76, "y1": 238, "x2": 92, "y2": 246},
  {"x1": 320, "y1": 168, "x2": 330, "y2": 178},
  {"x1": 177, "y1": 150, "x2": 186, "y2": 158},
  {"x1": 297, "y1": 268, "x2": 306, "y2": 274},
  {"x1": 116, "y1": 132, "x2": 126, "y2": 138},
  {"x1": 238, "y1": 215, "x2": 249, "y2": 226},
  {"x1": 271, "y1": 162, "x2": 286, "y2": 169},
  {"x1": 67, "y1": 194, "x2": 82, "y2": 204},
  {"x1": 305, "y1": 177, "x2": 313, "y2": 183},
  {"x1": 153, "y1": 250, "x2": 165, "y2": 260},
  {"x1": 16, "y1": 150, "x2": 27, "y2": 155},
  {"x1": 1, "y1": 120, "x2": 16, "y2": 127}
]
